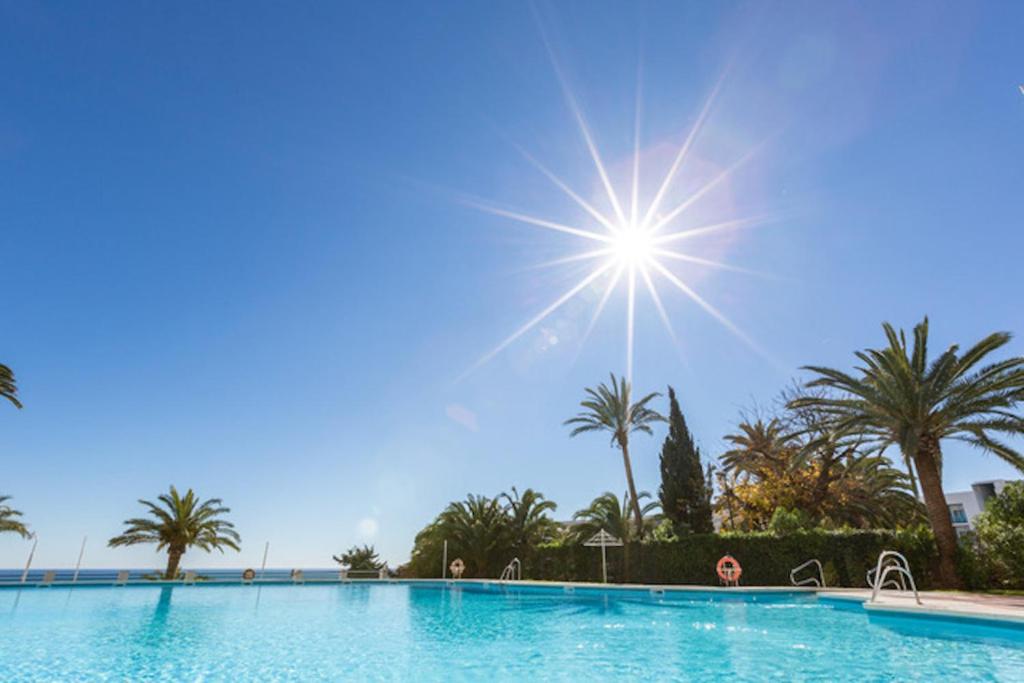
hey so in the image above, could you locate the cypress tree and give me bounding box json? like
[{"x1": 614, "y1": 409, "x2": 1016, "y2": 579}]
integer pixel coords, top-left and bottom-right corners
[{"x1": 658, "y1": 387, "x2": 714, "y2": 534}]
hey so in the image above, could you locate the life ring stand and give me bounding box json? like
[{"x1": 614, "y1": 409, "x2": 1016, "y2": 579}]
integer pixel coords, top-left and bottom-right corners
[
  {"x1": 449, "y1": 558, "x2": 465, "y2": 579},
  {"x1": 716, "y1": 555, "x2": 742, "y2": 586}
]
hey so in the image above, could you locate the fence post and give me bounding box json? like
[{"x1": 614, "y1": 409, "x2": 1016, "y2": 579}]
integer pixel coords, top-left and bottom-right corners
[
  {"x1": 21, "y1": 535, "x2": 38, "y2": 584},
  {"x1": 73, "y1": 536, "x2": 87, "y2": 583}
]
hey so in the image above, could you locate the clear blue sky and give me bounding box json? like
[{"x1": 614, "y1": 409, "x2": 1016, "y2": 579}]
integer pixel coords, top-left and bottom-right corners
[{"x1": 2, "y1": 2, "x2": 1022, "y2": 571}]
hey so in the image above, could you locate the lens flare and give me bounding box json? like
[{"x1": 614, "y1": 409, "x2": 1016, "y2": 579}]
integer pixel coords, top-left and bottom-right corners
[{"x1": 459, "y1": 49, "x2": 779, "y2": 383}]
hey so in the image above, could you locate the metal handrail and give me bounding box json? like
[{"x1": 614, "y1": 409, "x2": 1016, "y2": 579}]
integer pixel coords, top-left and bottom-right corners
[
  {"x1": 868, "y1": 550, "x2": 921, "y2": 605},
  {"x1": 867, "y1": 562, "x2": 907, "y2": 591},
  {"x1": 0, "y1": 567, "x2": 391, "y2": 586},
  {"x1": 790, "y1": 559, "x2": 826, "y2": 588},
  {"x1": 499, "y1": 558, "x2": 521, "y2": 581}
]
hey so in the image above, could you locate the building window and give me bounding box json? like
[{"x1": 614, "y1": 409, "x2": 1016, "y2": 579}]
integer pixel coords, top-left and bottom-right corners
[{"x1": 949, "y1": 503, "x2": 968, "y2": 525}]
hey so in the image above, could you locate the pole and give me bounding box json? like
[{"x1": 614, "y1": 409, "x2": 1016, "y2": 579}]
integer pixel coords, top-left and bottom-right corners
[
  {"x1": 601, "y1": 536, "x2": 608, "y2": 584},
  {"x1": 73, "y1": 536, "x2": 87, "y2": 583},
  {"x1": 442, "y1": 540, "x2": 448, "y2": 579},
  {"x1": 21, "y1": 535, "x2": 38, "y2": 584},
  {"x1": 260, "y1": 542, "x2": 269, "y2": 580}
]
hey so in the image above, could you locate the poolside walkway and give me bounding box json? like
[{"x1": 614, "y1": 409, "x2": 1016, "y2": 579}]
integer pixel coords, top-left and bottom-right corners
[{"x1": 821, "y1": 589, "x2": 1024, "y2": 624}]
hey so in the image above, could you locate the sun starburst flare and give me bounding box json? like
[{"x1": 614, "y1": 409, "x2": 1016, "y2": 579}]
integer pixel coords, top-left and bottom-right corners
[{"x1": 458, "y1": 64, "x2": 779, "y2": 383}]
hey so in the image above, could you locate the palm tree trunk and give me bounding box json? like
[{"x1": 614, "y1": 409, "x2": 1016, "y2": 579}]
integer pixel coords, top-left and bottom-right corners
[
  {"x1": 618, "y1": 438, "x2": 645, "y2": 535},
  {"x1": 912, "y1": 438, "x2": 961, "y2": 589},
  {"x1": 904, "y1": 455, "x2": 921, "y2": 500},
  {"x1": 165, "y1": 548, "x2": 184, "y2": 580}
]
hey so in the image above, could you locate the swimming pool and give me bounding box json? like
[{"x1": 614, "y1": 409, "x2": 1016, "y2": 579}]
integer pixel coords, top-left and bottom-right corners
[{"x1": 1, "y1": 581, "x2": 1021, "y2": 680}]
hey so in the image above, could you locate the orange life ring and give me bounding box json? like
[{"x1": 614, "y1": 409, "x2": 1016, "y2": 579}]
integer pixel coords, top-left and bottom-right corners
[
  {"x1": 716, "y1": 555, "x2": 742, "y2": 585},
  {"x1": 449, "y1": 558, "x2": 465, "y2": 579}
]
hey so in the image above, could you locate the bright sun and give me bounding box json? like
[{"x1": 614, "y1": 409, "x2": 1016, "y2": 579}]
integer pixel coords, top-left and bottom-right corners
[
  {"x1": 459, "y1": 64, "x2": 775, "y2": 382},
  {"x1": 611, "y1": 225, "x2": 653, "y2": 268}
]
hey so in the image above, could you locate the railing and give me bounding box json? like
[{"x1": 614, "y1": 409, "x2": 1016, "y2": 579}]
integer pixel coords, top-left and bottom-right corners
[
  {"x1": 868, "y1": 550, "x2": 921, "y2": 605},
  {"x1": 0, "y1": 567, "x2": 392, "y2": 587},
  {"x1": 498, "y1": 558, "x2": 521, "y2": 581},
  {"x1": 790, "y1": 559, "x2": 826, "y2": 588},
  {"x1": 340, "y1": 568, "x2": 390, "y2": 581}
]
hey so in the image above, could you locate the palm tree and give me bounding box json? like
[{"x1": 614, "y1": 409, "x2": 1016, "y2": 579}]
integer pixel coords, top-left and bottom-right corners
[
  {"x1": 834, "y1": 455, "x2": 925, "y2": 529},
  {"x1": 435, "y1": 494, "x2": 509, "y2": 577},
  {"x1": 571, "y1": 491, "x2": 661, "y2": 544},
  {"x1": 1, "y1": 364, "x2": 22, "y2": 409},
  {"x1": 0, "y1": 495, "x2": 30, "y2": 538},
  {"x1": 565, "y1": 373, "x2": 665, "y2": 533},
  {"x1": 500, "y1": 487, "x2": 558, "y2": 556},
  {"x1": 108, "y1": 486, "x2": 241, "y2": 579},
  {"x1": 333, "y1": 544, "x2": 384, "y2": 571},
  {"x1": 789, "y1": 318, "x2": 1024, "y2": 587},
  {"x1": 721, "y1": 418, "x2": 794, "y2": 480}
]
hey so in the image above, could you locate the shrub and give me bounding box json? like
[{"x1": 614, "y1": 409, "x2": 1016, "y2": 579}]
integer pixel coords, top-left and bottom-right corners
[
  {"x1": 973, "y1": 482, "x2": 1024, "y2": 589},
  {"x1": 767, "y1": 507, "x2": 813, "y2": 535},
  {"x1": 523, "y1": 528, "x2": 937, "y2": 588}
]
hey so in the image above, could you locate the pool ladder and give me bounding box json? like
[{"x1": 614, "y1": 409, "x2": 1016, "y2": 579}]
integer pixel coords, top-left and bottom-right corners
[
  {"x1": 867, "y1": 550, "x2": 921, "y2": 605},
  {"x1": 790, "y1": 559, "x2": 826, "y2": 588},
  {"x1": 499, "y1": 558, "x2": 521, "y2": 582}
]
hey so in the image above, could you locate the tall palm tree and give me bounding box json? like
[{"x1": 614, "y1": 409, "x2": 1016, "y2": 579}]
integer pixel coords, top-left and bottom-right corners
[
  {"x1": 565, "y1": 373, "x2": 665, "y2": 532},
  {"x1": 0, "y1": 495, "x2": 30, "y2": 538},
  {"x1": 108, "y1": 486, "x2": 241, "y2": 579},
  {"x1": 1, "y1": 364, "x2": 22, "y2": 409},
  {"x1": 789, "y1": 318, "x2": 1024, "y2": 588}
]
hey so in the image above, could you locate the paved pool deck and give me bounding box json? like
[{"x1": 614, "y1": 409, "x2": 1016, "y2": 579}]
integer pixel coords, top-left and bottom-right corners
[{"x1": 820, "y1": 588, "x2": 1024, "y2": 624}]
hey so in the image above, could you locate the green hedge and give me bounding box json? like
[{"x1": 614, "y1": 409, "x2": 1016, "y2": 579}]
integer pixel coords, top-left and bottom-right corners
[{"x1": 528, "y1": 529, "x2": 938, "y2": 589}]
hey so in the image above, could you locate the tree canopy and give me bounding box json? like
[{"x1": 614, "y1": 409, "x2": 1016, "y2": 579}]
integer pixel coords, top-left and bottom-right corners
[
  {"x1": 108, "y1": 486, "x2": 241, "y2": 579},
  {"x1": 333, "y1": 544, "x2": 384, "y2": 571},
  {"x1": 658, "y1": 387, "x2": 713, "y2": 534}
]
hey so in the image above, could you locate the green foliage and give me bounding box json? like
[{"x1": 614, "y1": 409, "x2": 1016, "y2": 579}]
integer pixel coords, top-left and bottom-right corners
[
  {"x1": 108, "y1": 486, "x2": 241, "y2": 579},
  {"x1": 564, "y1": 373, "x2": 665, "y2": 444},
  {"x1": 767, "y1": 507, "x2": 813, "y2": 535},
  {"x1": 0, "y1": 495, "x2": 30, "y2": 538},
  {"x1": 717, "y1": 411, "x2": 923, "y2": 532},
  {"x1": 973, "y1": 482, "x2": 1024, "y2": 588},
  {"x1": 405, "y1": 488, "x2": 558, "y2": 579},
  {"x1": 529, "y1": 528, "x2": 938, "y2": 588},
  {"x1": 790, "y1": 318, "x2": 1024, "y2": 587},
  {"x1": 0, "y1": 363, "x2": 22, "y2": 409},
  {"x1": 658, "y1": 387, "x2": 713, "y2": 534},
  {"x1": 501, "y1": 487, "x2": 559, "y2": 556},
  {"x1": 333, "y1": 544, "x2": 384, "y2": 571},
  {"x1": 571, "y1": 491, "x2": 660, "y2": 544},
  {"x1": 565, "y1": 373, "x2": 665, "y2": 533},
  {"x1": 649, "y1": 519, "x2": 678, "y2": 542}
]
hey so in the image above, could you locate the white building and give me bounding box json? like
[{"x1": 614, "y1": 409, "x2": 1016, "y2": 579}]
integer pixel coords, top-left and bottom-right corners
[{"x1": 945, "y1": 480, "x2": 1016, "y2": 536}]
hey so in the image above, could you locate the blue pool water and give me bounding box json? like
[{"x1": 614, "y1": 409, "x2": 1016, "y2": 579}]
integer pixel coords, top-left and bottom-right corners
[{"x1": 0, "y1": 582, "x2": 1022, "y2": 681}]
